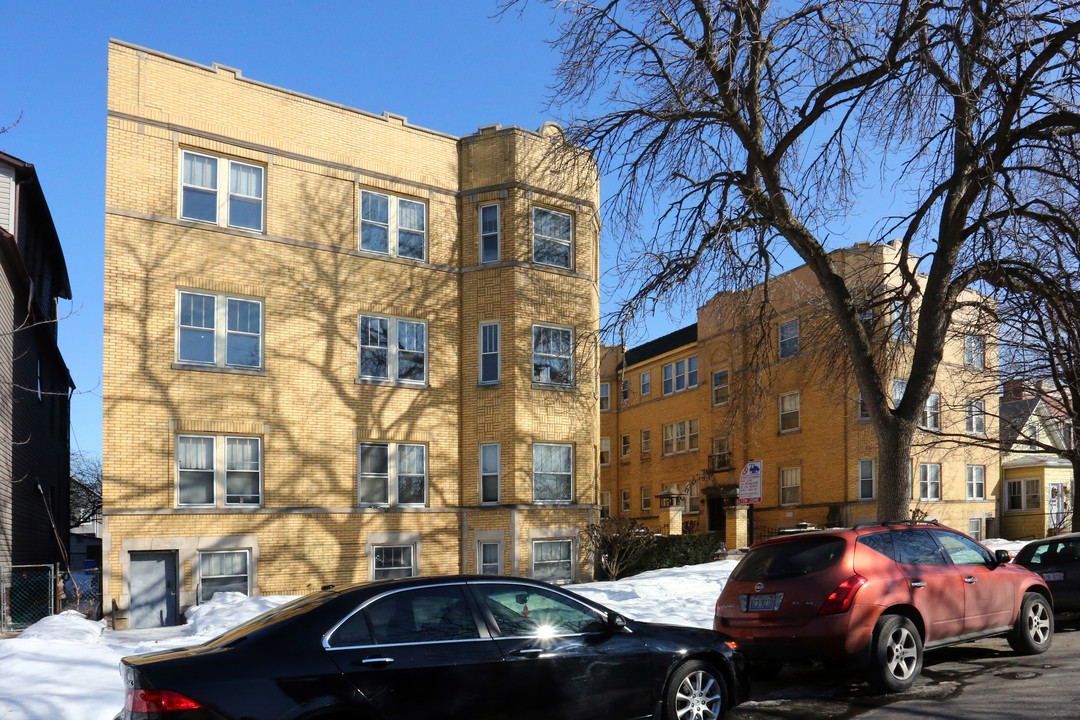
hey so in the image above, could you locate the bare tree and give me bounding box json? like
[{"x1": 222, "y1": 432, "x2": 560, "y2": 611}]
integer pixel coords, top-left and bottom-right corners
[
  {"x1": 69, "y1": 452, "x2": 102, "y2": 529},
  {"x1": 511, "y1": 0, "x2": 1080, "y2": 520},
  {"x1": 583, "y1": 516, "x2": 656, "y2": 579}
]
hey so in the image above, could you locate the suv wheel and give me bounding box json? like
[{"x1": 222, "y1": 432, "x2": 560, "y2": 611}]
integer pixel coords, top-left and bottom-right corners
[
  {"x1": 867, "y1": 615, "x2": 922, "y2": 693},
  {"x1": 1007, "y1": 592, "x2": 1053, "y2": 655}
]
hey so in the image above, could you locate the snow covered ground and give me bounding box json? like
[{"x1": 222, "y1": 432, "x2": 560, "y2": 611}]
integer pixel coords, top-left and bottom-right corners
[{"x1": 0, "y1": 540, "x2": 1029, "y2": 720}]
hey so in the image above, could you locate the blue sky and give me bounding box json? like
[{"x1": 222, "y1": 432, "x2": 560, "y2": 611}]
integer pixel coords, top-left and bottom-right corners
[{"x1": 1, "y1": 0, "x2": 629, "y2": 459}]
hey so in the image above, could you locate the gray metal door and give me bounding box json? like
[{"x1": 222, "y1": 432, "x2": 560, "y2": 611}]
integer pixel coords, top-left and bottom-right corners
[{"x1": 129, "y1": 551, "x2": 178, "y2": 629}]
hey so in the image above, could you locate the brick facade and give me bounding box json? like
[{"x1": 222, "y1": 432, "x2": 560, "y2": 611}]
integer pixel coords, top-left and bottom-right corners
[
  {"x1": 601, "y1": 242, "x2": 1000, "y2": 545},
  {"x1": 103, "y1": 41, "x2": 599, "y2": 627}
]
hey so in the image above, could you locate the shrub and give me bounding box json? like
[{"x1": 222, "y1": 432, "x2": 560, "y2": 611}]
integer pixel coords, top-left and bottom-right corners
[{"x1": 627, "y1": 533, "x2": 724, "y2": 575}]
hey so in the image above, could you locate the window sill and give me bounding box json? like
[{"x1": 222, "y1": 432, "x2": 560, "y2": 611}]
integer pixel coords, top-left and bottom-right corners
[
  {"x1": 779, "y1": 428, "x2": 802, "y2": 435},
  {"x1": 532, "y1": 382, "x2": 575, "y2": 391},
  {"x1": 355, "y1": 377, "x2": 430, "y2": 389},
  {"x1": 176, "y1": 504, "x2": 263, "y2": 511},
  {"x1": 172, "y1": 362, "x2": 267, "y2": 376},
  {"x1": 479, "y1": 381, "x2": 501, "y2": 388}
]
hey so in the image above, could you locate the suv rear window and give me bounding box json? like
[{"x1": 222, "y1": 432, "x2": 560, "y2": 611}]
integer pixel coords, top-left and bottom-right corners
[{"x1": 731, "y1": 537, "x2": 846, "y2": 581}]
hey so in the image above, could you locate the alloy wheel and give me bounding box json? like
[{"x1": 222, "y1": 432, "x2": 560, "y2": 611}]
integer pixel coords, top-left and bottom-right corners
[
  {"x1": 675, "y1": 669, "x2": 723, "y2": 720},
  {"x1": 885, "y1": 626, "x2": 919, "y2": 681}
]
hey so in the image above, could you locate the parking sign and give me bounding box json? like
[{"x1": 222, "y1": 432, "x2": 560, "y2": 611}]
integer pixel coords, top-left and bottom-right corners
[{"x1": 739, "y1": 461, "x2": 762, "y2": 504}]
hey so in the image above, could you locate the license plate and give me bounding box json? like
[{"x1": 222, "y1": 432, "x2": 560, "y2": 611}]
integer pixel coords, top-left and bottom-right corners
[
  {"x1": 747, "y1": 594, "x2": 780, "y2": 611},
  {"x1": 1042, "y1": 571, "x2": 1064, "y2": 582}
]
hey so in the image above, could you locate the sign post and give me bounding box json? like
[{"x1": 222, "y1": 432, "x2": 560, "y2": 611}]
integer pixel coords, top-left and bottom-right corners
[{"x1": 739, "y1": 461, "x2": 762, "y2": 546}]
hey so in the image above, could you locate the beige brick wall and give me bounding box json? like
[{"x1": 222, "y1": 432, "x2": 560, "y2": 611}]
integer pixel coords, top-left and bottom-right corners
[{"x1": 103, "y1": 42, "x2": 600, "y2": 626}]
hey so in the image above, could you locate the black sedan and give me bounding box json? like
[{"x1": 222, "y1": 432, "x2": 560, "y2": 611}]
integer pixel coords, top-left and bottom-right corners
[
  {"x1": 120, "y1": 575, "x2": 748, "y2": 720},
  {"x1": 1014, "y1": 533, "x2": 1080, "y2": 612}
]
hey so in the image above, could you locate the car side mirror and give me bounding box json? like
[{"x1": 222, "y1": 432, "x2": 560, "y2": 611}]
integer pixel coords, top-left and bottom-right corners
[
  {"x1": 607, "y1": 612, "x2": 627, "y2": 633},
  {"x1": 995, "y1": 549, "x2": 1012, "y2": 565}
]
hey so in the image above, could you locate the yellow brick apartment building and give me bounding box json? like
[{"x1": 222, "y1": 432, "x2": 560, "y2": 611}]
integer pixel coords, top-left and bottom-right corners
[
  {"x1": 600, "y1": 242, "x2": 1000, "y2": 548},
  {"x1": 103, "y1": 41, "x2": 600, "y2": 628}
]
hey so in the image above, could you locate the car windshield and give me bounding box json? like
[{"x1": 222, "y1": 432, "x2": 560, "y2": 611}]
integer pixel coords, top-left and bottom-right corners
[{"x1": 731, "y1": 537, "x2": 846, "y2": 581}]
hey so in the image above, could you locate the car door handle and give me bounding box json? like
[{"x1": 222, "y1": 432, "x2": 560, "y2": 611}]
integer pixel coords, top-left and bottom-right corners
[
  {"x1": 964, "y1": 577, "x2": 977, "y2": 584},
  {"x1": 510, "y1": 647, "x2": 544, "y2": 657},
  {"x1": 910, "y1": 581, "x2": 927, "y2": 588},
  {"x1": 355, "y1": 657, "x2": 395, "y2": 666}
]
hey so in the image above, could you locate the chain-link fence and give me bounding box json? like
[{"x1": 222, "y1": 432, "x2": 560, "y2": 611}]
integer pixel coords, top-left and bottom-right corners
[
  {"x1": 61, "y1": 568, "x2": 102, "y2": 619},
  {"x1": 1, "y1": 564, "x2": 56, "y2": 633}
]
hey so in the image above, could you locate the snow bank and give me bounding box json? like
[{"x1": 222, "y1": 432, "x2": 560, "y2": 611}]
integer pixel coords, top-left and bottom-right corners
[
  {"x1": 183, "y1": 592, "x2": 296, "y2": 639},
  {"x1": 17, "y1": 610, "x2": 106, "y2": 644}
]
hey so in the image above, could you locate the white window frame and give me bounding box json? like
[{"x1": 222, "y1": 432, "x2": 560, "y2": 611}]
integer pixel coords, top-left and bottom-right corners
[
  {"x1": 621, "y1": 434, "x2": 631, "y2": 458},
  {"x1": 480, "y1": 443, "x2": 500, "y2": 505},
  {"x1": 966, "y1": 399, "x2": 986, "y2": 435},
  {"x1": 780, "y1": 466, "x2": 801, "y2": 506},
  {"x1": 599, "y1": 437, "x2": 611, "y2": 467},
  {"x1": 968, "y1": 518, "x2": 983, "y2": 541},
  {"x1": 359, "y1": 189, "x2": 427, "y2": 261},
  {"x1": 662, "y1": 356, "x2": 698, "y2": 395},
  {"x1": 479, "y1": 203, "x2": 500, "y2": 264},
  {"x1": 532, "y1": 206, "x2": 573, "y2": 270},
  {"x1": 478, "y1": 541, "x2": 502, "y2": 575},
  {"x1": 921, "y1": 393, "x2": 941, "y2": 431},
  {"x1": 640, "y1": 371, "x2": 651, "y2": 396},
  {"x1": 858, "y1": 392, "x2": 871, "y2": 421},
  {"x1": 919, "y1": 463, "x2": 942, "y2": 501},
  {"x1": 532, "y1": 443, "x2": 574, "y2": 502},
  {"x1": 176, "y1": 290, "x2": 264, "y2": 370},
  {"x1": 965, "y1": 334, "x2": 985, "y2": 369},
  {"x1": 779, "y1": 392, "x2": 801, "y2": 433},
  {"x1": 479, "y1": 322, "x2": 500, "y2": 385},
  {"x1": 358, "y1": 442, "x2": 428, "y2": 507},
  {"x1": 599, "y1": 382, "x2": 610, "y2": 411},
  {"x1": 858, "y1": 459, "x2": 875, "y2": 501},
  {"x1": 687, "y1": 480, "x2": 701, "y2": 514},
  {"x1": 641, "y1": 428, "x2": 651, "y2": 454},
  {"x1": 779, "y1": 319, "x2": 800, "y2": 358},
  {"x1": 198, "y1": 549, "x2": 250, "y2": 603},
  {"x1": 712, "y1": 369, "x2": 730, "y2": 406},
  {"x1": 966, "y1": 465, "x2": 985, "y2": 500},
  {"x1": 621, "y1": 379, "x2": 630, "y2": 403},
  {"x1": 180, "y1": 150, "x2": 265, "y2": 232},
  {"x1": 531, "y1": 538, "x2": 574, "y2": 584},
  {"x1": 641, "y1": 485, "x2": 652, "y2": 511},
  {"x1": 599, "y1": 491, "x2": 611, "y2": 518},
  {"x1": 1006, "y1": 478, "x2": 1042, "y2": 512},
  {"x1": 358, "y1": 314, "x2": 428, "y2": 385},
  {"x1": 621, "y1": 489, "x2": 631, "y2": 513},
  {"x1": 689, "y1": 419, "x2": 699, "y2": 451},
  {"x1": 371, "y1": 544, "x2": 416, "y2": 580},
  {"x1": 532, "y1": 324, "x2": 574, "y2": 387},
  {"x1": 177, "y1": 434, "x2": 263, "y2": 508}
]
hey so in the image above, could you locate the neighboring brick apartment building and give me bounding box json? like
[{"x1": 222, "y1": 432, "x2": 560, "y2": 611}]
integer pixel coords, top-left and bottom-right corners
[
  {"x1": 600, "y1": 241, "x2": 1000, "y2": 547},
  {"x1": 103, "y1": 41, "x2": 600, "y2": 628},
  {"x1": 0, "y1": 152, "x2": 74, "y2": 569}
]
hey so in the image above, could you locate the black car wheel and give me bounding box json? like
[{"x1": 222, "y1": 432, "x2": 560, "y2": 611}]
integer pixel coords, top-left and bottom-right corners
[
  {"x1": 665, "y1": 659, "x2": 726, "y2": 720},
  {"x1": 867, "y1": 614, "x2": 922, "y2": 693},
  {"x1": 1008, "y1": 592, "x2": 1053, "y2": 654}
]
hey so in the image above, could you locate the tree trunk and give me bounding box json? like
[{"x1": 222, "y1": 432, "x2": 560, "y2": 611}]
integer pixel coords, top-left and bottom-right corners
[
  {"x1": 1071, "y1": 453, "x2": 1080, "y2": 533},
  {"x1": 876, "y1": 419, "x2": 917, "y2": 522}
]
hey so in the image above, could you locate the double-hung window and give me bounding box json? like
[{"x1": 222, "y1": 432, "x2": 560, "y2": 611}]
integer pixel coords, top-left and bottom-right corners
[
  {"x1": 480, "y1": 322, "x2": 500, "y2": 384},
  {"x1": 859, "y1": 459, "x2": 875, "y2": 500},
  {"x1": 921, "y1": 393, "x2": 941, "y2": 431},
  {"x1": 599, "y1": 382, "x2": 610, "y2": 411},
  {"x1": 599, "y1": 437, "x2": 611, "y2": 467},
  {"x1": 919, "y1": 463, "x2": 941, "y2": 501},
  {"x1": 177, "y1": 435, "x2": 262, "y2": 507},
  {"x1": 480, "y1": 204, "x2": 500, "y2": 263},
  {"x1": 858, "y1": 392, "x2": 871, "y2": 420},
  {"x1": 780, "y1": 467, "x2": 801, "y2": 505},
  {"x1": 966, "y1": 465, "x2": 985, "y2": 500},
  {"x1": 480, "y1": 443, "x2": 500, "y2": 504},
  {"x1": 891, "y1": 301, "x2": 911, "y2": 342},
  {"x1": 372, "y1": 545, "x2": 415, "y2": 579},
  {"x1": 779, "y1": 392, "x2": 801, "y2": 432},
  {"x1": 966, "y1": 399, "x2": 986, "y2": 434},
  {"x1": 712, "y1": 370, "x2": 730, "y2": 406},
  {"x1": 599, "y1": 492, "x2": 611, "y2": 518},
  {"x1": 359, "y1": 442, "x2": 427, "y2": 506},
  {"x1": 779, "y1": 319, "x2": 799, "y2": 358},
  {"x1": 641, "y1": 485, "x2": 652, "y2": 511},
  {"x1": 640, "y1": 429, "x2": 651, "y2": 454},
  {"x1": 532, "y1": 539, "x2": 574, "y2": 583},
  {"x1": 359, "y1": 314, "x2": 427, "y2": 384},
  {"x1": 663, "y1": 356, "x2": 698, "y2": 395},
  {"x1": 621, "y1": 489, "x2": 631, "y2": 512},
  {"x1": 479, "y1": 542, "x2": 502, "y2": 574},
  {"x1": 1007, "y1": 479, "x2": 1041, "y2": 511},
  {"x1": 181, "y1": 151, "x2": 265, "y2": 231},
  {"x1": 621, "y1": 434, "x2": 631, "y2": 458},
  {"x1": 641, "y1": 371, "x2": 651, "y2": 396},
  {"x1": 360, "y1": 189, "x2": 427, "y2": 260},
  {"x1": 532, "y1": 324, "x2": 573, "y2": 386},
  {"x1": 532, "y1": 206, "x2": 573, "y2": 269},
  {"x1": 965, "y1": 334, "x2": 985, "y2": 369},
  {"x1": 533, "y1": 443, "x2": 573, "y2": 502},
  {"x1": 177, "y1": 291, "x2": 263, "y2": 370},
  {"x1": 199, "y1": 550, "x2": 250, "y2": 603},
  {"x1": 621, "y1": 379, "x2": 630, "y2": 404}
]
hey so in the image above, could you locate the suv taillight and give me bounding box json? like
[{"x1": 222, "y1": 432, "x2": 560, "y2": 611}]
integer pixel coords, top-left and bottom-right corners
[
  {"x1": 125, "y1": 688, "x2": 203, "y2": 713},
  {"x1": 818, "y1": 574, "x2": 867, "y2": 615}
]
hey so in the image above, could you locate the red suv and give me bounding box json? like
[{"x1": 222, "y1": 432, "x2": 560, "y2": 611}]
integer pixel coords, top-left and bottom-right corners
[{"x1": 714, "y1": 522, "x2": 1053, "y2": 691}]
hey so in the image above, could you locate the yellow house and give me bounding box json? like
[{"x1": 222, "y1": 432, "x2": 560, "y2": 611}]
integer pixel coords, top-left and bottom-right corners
[
  {"x1": 102, "y1": 41, "x2": 601, "y2": 628},
  {"x1": 600, "y1": 241, "x2": 1000, "y2": 548},
  {"x1": 999, "y1": 393, "x2": 1073, "y2": 539}
]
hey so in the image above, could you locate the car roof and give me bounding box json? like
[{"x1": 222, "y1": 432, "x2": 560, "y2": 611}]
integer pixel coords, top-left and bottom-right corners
[
  {"x1": 1023, "y1": 533, "x2": 1080, "y2": 546},
  {"x1": 324, "y1": 574, "x2": 565, "y2": 598}
]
